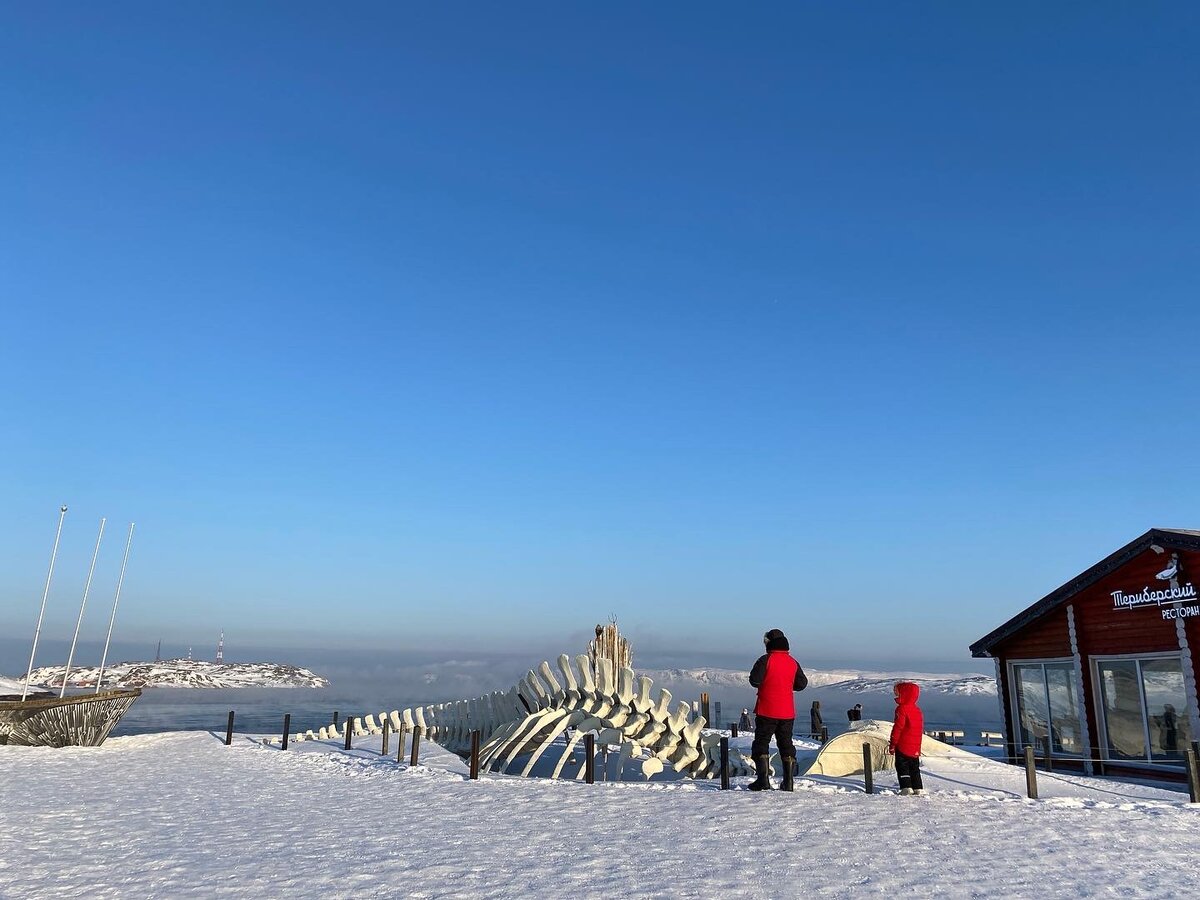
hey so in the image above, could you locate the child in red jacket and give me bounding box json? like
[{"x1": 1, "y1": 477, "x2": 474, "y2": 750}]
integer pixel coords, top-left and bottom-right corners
[{"x1": 888, "y1": 681, "x2": 925, "y2": 796}]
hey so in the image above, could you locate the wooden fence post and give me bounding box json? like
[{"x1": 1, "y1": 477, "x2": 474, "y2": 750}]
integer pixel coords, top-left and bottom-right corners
[
  {"x1": 1024, "y1": 746, "x2": 1038, "y2": 799},
  {"x1": 332, "y1": 711, "x2": 339, "y2": 729},
  {"x1": 397, "y1": 723, "x2": 408, "y2": 763},
  {"x1": 700, "y1": 692, "x2": 710, "y2": 723},
  {"x1": 409, "y1": 727, "x2": 421, "y2": 766},
  {"x1": 281, "y1": 713, "x2": 290, "y2": 751},
  {"x1": 381, "y1": 719, "x2": 390, "y2": 757},
  {"x1": 344, "y1": 717, "x2": 354, "y2": 751},
  {"x1": 470, "y1": 730, "x2": 481, "y2": 780},
  {"x1": 720, "y1": 737, "x2": 730, "y2": 790},
  {"x1": 821, "y1": 726, "x2": 828, "y2": 746},
  {"x1": 225, "y1": 710, "x2": 235, "y2": 746},
  {"x1": 1185, "y1": 748, "x2": 1200, "y2": 804},
  {"x1": 730, "y1": 723, "x2": 738, "y2": 739},
  {"x1": 863, "y1": 743, "x2": 873, "y2": 794},
  {"x1": 584, "y1": 733, "x2": 595, "y2": 784}
]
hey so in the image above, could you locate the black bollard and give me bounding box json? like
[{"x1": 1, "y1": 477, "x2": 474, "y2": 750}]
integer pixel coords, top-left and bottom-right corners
[
  {"x1": 731, "y1": 723, "x2": 739, "y2": 739},
  {"x1": 863, "y1": 743, "x2": 873, "y2": 794},
  {"x1": 344, "y1": 717, "x2": 354, "y2": 751},
  {"x1": 225, "y1": 710, "x2": 235, "y2": 746},
  {"x1": 381, "y1": 719, "x2": 390, "y2": 757},
  {"x1": 470, "y1": 730, "x2": 481, "y2": 780},
  {"x1": 1024, "y1": 746, "x2": 1038, "y2": 799},
  {"x1": 584, "y1": 733, "x2": 595, "y2": 784},
  {"x1": 821, "y1": 726, "x2": 828, "y2": 746},
  {"x1": 281, "y1": 714, "x2": 291, "y2": 751},
  {"x1": 397, "y1": 723, "x2": 408, "y2": 763},
  {"x1": 1185, "y1": 749, "x2": 1200, "y2": 804},
  {"x1": 720, "y1": 736, "x2": 730, "y2": 790},
  {"x1": 333, "y1": 711, "x2": 339, "y2": 728},
  {"x1": 410, "y1": 727, "x2": 422, "y2": 766}
]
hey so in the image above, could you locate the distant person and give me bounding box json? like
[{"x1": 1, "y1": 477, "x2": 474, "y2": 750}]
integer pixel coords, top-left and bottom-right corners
[
  {"x1": 847, "y1": 704, "x2": 863, "y2": 723},
  {"x1": 738, "y1": 708, "x2": 753, "y2": 731},
  {"x1": 810, "y1": 700, "x2": 823, "y2": 739},
  {"x1": 888, "y1": 682, "x2": 925, "y2": 796},
  {"x1": 1161, "y1": 704, "x2": 1179, "y2": 755},
  {"x1": 748, "y1": 628, "x2": 808, "y2": 792}
]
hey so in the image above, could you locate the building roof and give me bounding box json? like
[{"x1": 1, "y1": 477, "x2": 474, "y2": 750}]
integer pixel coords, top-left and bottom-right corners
[{"x1": 970, "y1": 528, "x2": 1200, "y2": 658}]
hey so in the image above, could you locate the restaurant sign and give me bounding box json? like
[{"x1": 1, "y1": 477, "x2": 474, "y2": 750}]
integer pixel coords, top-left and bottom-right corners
[{"x1": 1113, "y1": 587, "x2": 1200, "y2": 618}]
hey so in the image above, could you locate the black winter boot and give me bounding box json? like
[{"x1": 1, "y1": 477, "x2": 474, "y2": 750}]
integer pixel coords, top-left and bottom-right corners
[
  {"x1": 781, "y1": 757, "x2": 795, "y2": 792},
  {"x1": 749, "y1": 755, "x2": 773, "y2": 791}
]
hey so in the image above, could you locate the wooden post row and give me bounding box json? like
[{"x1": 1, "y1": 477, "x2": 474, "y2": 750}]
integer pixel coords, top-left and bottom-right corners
[
  {"x1": 396, "y1": 723, "x2": 408, "y2": 763},
  {"x1": 381, "y1": 719, "x2": 390, "y2": 757},
  {"x1": 1024, "y1": 746, "x2": 1038, "y2": 800},
  {"x1": 410, "y1": 726, "x2": 421, "y2": 766}
]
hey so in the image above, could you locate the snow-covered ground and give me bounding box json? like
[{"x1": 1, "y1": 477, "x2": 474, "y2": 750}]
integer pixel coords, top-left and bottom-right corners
[
  {"x1": 1, "y1": 730, "x2": 1197, "y2": 898},
  {"x1": 15, "y1": 659, "x2": 329, "y2": 690}
]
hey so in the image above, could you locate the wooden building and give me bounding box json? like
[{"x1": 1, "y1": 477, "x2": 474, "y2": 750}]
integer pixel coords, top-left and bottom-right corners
[{"x1": 971, "y1": 528, "x2": 1200, "y2": 778}]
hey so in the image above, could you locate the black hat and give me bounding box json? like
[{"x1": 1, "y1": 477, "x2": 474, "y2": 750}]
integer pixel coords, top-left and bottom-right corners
[{"x1": 763, "y1": 629, "x2": 789, "y2": 652}]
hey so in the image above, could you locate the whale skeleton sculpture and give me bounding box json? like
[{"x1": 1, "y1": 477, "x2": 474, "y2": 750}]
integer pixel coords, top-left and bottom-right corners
[{"x1": 276, "y1": 653, "x2": 757, "y2": 781}]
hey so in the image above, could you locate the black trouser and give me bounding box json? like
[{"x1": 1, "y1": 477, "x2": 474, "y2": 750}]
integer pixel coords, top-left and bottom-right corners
[
  {"x1": 751, "y1": 716, "x2": 795, "y2": 760},
  {"x1": 895, "y1": 751, "x2": 923, "y2": 790}
]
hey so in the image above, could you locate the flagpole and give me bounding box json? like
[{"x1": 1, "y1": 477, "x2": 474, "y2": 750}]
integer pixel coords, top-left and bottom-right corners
[
  {"x1": 23, "y1": 505, "x2": 68, "y2": 702},
  {"x1": 61, "y1": 517, "x2": 106, "y2": 698},
  {"x1": 96, "y1": 522, "x2": 135, "y2": 694}
]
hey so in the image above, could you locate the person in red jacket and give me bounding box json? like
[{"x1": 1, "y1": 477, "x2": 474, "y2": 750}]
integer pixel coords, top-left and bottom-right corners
[
  {"x1": 888, "y1": 681, "x2": 925, "y2": 795},
  {"x1": 747, "y1": 628, "x2": 808, "y2": 791}
]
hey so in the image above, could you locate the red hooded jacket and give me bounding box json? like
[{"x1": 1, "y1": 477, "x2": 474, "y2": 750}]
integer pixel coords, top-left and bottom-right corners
[{"x1": 889, "y1": 682, "x2": 924, "y2": 757}]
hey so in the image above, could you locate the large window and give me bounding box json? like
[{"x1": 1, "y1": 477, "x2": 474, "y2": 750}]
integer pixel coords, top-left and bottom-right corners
[
  {"x1": 1010, "y1": 661, "x2": 1083, "y2": 756},
  {"x1": 1096, "y1": 656, "x2": 1194, "y2": 766}
]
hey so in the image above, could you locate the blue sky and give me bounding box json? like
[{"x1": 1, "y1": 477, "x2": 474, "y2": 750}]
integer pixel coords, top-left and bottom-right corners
[{"x1": 2, "y1": 2, "x2": 1197, "y2": 670}]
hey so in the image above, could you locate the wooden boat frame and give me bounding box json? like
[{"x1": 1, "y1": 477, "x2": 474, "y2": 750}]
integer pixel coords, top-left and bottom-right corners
[{"x1": 0, "y1": 688, "x2": 141, "y2": 747}]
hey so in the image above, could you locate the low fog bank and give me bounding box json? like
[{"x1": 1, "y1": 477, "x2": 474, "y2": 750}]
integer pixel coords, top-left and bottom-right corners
[{"x1": 2, "y1": 637, "x2": 1001, "y2": 736}]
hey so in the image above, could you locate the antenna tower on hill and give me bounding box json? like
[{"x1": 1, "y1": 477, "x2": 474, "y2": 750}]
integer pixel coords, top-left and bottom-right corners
[{"x1": 216, "y1": 631, "x2": 224, "y2": 664}]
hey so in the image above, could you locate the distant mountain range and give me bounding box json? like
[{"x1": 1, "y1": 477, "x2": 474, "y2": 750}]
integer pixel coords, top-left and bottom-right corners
[
  {"x1": 643, "y1": 667, "x2": 996, "y2": 697},
  {"x1": 16, "y1": 659, "x2": 329, "y2": 690}
]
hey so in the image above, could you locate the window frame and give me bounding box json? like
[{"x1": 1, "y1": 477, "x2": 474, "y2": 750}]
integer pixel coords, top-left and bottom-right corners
[
  {"x1": 1006, "y1": 657, "x2": 1083, "y2": 758},
  {"x1": 1090, "y1": 652, "x2": 1190, "y2": 770}
]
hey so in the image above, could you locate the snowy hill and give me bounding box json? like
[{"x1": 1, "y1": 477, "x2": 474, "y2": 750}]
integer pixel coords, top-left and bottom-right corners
[
  {"x1": 16, "y1": 659, "x2": 329, "y2": 690},
  {"x1": 644, "y1": 667, "x2": 996, "y2": 697}
]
